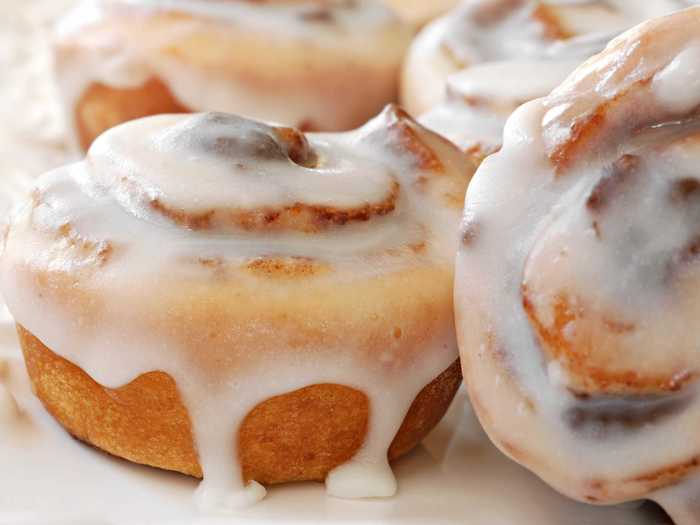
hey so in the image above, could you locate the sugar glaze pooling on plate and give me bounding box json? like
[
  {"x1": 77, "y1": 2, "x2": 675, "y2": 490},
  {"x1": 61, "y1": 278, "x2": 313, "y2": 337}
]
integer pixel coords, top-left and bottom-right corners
[
  {"x1": 455, "y1": 7, "x2": 700, "y2": 524},
  {"x1": 0, "y1": 106, "x2": 471, "y2": 511}
]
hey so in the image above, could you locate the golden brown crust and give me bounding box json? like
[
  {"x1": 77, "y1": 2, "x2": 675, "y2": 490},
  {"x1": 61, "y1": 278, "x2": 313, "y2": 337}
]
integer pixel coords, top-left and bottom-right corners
[
  {"x1": 18, "y1": 324, "x2": 461, "y2": 483},
  {"x1": 76, "y1": 78, "x2": 190, "y2": 152}
]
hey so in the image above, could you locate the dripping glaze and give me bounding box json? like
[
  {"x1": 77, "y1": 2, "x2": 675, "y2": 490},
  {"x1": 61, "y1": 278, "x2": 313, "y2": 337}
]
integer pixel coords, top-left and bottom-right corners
[{"x1": 1, "y1": 107, "x2": 472, "y2": 511}]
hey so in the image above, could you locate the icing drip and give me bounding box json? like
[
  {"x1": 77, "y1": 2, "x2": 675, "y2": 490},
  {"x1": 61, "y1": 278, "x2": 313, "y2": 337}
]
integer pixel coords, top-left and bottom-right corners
[
  {"x1": 0, "y1": 107, "x2": 472, "y2": 510},
  {"x1": 53, "y1": 0, "x2": 412, "y2": 148},
  {"x1": 0, "y1": 2, "x2": 693, "y2": 521},
  {"x1": 401, "y1": 0, "x2": 690, "y2": 117},
  {"x1": 455, "y1": 7, "x2": 700, "y2": 521},
  {"x1": 0, "y1": 371, "x2": 675, "y2": 523}
]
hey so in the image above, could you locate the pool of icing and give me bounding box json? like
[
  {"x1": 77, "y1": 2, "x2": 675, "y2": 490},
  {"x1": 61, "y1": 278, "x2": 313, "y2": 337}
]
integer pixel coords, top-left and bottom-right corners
[{"x1": 0, "y1": 1, "x2": 675, "y2": 524}]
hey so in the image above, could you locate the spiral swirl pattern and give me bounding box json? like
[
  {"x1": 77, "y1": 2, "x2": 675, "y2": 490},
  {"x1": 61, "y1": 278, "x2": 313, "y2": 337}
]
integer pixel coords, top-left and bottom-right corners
[
  {"x1": 401, "y1": 0, "x2": 690, "y2": 117},
  {"x1": 1, "y1": 105, "x2": 473, "y2": 509},
  {"x1": 456, "y1": 7, "x2": 700, "y2": 522}
]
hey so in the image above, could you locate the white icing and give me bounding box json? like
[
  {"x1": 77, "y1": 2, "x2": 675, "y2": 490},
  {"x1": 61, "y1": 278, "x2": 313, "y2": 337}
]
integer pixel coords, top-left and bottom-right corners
[
  {"x1": 419, "y1": 101, "x2": 506, "y2": 155},
  {"x1": 445, "y1": 60, "x2": 579, "y2": 107},
  {"x1": 653, "y1": 43, "x2": 700, "y2": 114},
  {"x1": 455, "y1": 5, "x2": 700, "y2": 517},
  {"x1": 55, "y1": 0, "x2": 401, "y2": 50},
  {"x1": 401, "y1": 0, "x2": 691, "y2": 117},
  {"x1": 419, "y1": 59, "x2": 580, "y2": 155},
  {"x1": 90, "y1": 115, "x2": 398, "y2": 214},
  {"x1": 0, "y1": 3, "x2": 693, "y2": 521},
  {"x1": 53, "y1": 0, "x2": 413, "y2": 146},
  {"x1": 0, "y1": 346, "x2": 672, "y2": 524},
  {"x1": 546, "y1": 360, "x2": 570, "y2": 390},
  {"x1": 0, "y1": 109, "x2": 465, "y2": 510}
]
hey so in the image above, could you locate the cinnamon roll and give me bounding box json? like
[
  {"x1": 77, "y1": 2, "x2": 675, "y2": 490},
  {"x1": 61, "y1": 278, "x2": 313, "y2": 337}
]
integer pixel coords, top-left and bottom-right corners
[
  {"x1": 0, "y1": 105, "x2": 475, "y2": 510},
  {"x1": 54, "y1": 0, "x2": 413, "y2": 151},
  {"x1": 401, "y1": 0, "x2": 686, "y2": 117},
  {"x1": 455, "y1": 7, "x2": 700, "y2": 523}
]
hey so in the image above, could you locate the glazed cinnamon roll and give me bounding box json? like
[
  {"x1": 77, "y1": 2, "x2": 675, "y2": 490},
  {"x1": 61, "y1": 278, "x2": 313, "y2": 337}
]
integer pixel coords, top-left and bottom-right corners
[
  {"x1": 401, "y1": 0, "x2": 686, "y2": 117},
  {"x1": 54, "y1": 0, "x2": 413, "y2": 151},
  {"x1": 0, "y1": 105, "x2": 475, "y2": 509},
  {"x1": 455, "y1": 7, "x2": 700, "y2": 524}
]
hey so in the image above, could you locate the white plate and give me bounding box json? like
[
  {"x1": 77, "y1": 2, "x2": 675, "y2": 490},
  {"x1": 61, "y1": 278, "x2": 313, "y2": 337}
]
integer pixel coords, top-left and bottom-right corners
[
  {"x1": 0, "y1": 325, "x2": 671, "y2": 525},
  {"x1": 0, "y1": 2, "x2": 673, "y2": 523}
]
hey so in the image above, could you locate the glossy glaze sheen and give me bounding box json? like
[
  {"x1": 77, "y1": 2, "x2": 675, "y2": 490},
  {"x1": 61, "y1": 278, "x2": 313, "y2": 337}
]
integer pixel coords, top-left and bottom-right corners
[{"x1": 456, "y1": 7, "x2": 700, "y2": 524}]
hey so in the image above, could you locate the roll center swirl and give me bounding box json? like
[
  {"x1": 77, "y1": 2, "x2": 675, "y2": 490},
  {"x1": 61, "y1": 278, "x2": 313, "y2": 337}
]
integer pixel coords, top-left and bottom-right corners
[{"x1": 87, "y1": 112, "x2": 400, "y2": 233}]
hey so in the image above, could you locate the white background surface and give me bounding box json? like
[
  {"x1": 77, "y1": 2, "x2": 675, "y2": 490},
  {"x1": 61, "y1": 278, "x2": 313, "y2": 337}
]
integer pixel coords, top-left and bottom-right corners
[{"x1": 0, "y1": 2, "x2": 674, "y2": 523}]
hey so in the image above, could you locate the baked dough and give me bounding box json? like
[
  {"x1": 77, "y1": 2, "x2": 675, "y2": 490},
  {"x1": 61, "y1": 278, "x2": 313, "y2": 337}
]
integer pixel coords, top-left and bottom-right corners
[
  {"x1": 1, "y1": 106, "x2": 476, "y2": 509},
  {"x1": 54, "y1": 0, "x2": 413, "y2": 150},
  {"x1": 19, "y1": 326, "x2": 461, "y2": 484},
  {"x1": 401, "y1": 0, "x2": 686, "y2": 117},
  {"x1": 455, "y1": 8, "x2": 700, "y2": 524}
]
